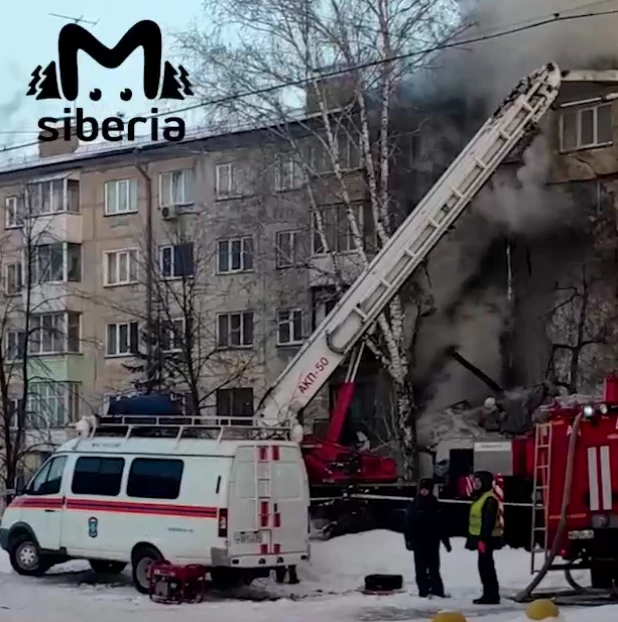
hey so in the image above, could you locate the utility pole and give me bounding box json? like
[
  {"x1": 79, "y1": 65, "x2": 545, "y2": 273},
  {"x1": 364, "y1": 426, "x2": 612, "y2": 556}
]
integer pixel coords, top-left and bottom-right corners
[{"x1": 48, "y1": 13, "x2": 100, "y2": 117}]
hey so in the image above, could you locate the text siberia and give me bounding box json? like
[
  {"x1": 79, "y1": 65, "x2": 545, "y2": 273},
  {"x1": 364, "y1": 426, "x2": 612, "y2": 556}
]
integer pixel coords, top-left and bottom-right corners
[{"x1": 38, "y1": 107, "x2": 185, "y2": 143}]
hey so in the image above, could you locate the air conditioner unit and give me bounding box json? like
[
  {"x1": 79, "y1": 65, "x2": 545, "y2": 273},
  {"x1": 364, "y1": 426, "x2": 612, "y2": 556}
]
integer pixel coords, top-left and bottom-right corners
[{"x1": 161, "y1": 204, "x2": 179, "y2": 220}]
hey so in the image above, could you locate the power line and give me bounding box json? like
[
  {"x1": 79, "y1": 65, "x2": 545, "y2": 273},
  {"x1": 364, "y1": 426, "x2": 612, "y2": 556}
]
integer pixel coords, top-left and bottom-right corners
[{"x1": 3, "y1": 6, "x2": 618, "y2": 155}]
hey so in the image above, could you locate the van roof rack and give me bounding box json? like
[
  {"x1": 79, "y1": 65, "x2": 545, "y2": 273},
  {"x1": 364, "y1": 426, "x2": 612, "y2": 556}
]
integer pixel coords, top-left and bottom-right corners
[{"x1": 81, "y1": 414, "x2": 297, "y2": 443}]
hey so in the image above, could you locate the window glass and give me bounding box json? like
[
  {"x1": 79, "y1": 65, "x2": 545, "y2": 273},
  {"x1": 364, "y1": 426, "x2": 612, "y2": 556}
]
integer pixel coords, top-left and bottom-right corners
[
  {"x1": 71, "y1": 456, "x2": 125, "y2": 496},
  {"x1": 127, "y1": 458, "x2": 184, "y2": 500},
  {"x1": 28, "y1": 455, "x2": 67, "y2": 496}
]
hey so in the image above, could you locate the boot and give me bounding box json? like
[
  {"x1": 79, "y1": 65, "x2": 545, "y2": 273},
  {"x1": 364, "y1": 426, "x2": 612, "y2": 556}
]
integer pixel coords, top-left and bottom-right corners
[{"x1": 473, "y1": 595, "x2": 500, "y2": 605}]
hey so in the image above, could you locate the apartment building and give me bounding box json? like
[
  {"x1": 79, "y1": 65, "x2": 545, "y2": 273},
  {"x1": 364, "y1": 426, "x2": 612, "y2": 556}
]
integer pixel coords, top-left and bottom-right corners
[{"x1": 0, "y1": 113, "x2": 368, "y2": 466}]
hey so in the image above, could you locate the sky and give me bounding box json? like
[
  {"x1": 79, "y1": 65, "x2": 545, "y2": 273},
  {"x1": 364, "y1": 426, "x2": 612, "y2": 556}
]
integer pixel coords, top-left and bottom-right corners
[{"x1": 0, "y1": 0, "x2": 206, "y2": 156}]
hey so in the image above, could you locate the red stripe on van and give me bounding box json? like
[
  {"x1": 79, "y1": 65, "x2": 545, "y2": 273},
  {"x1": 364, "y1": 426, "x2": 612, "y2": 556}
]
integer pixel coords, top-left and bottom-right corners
[
  {"x1": 272, "y1": 446, "x2": 280, "y2": 461},
  {"x1": 10, "y1": 497, "x2": 64, "y2": 509},
  {"x1": 65, "y1": 498, "x2": 218, "y2": 518}
]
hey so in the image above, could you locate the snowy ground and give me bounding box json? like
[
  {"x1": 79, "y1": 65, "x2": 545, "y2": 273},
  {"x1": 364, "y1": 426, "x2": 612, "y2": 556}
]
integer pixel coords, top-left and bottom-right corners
[{"x1": 1, "y1": 531, "x2": 617, "y2": 621}]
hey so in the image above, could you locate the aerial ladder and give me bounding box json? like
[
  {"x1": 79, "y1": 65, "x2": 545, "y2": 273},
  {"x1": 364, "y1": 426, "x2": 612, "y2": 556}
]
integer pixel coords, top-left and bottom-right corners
[{"x1": 257, "y1": 62, "x2": 562, "y2": 427}]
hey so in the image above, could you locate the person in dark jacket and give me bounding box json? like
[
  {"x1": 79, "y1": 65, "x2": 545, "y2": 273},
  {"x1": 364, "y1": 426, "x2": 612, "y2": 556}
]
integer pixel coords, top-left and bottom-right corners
[
  {"x1": 404, "y1": 478, "x2": 452, "y2": 598},
  {"x1": 466, "y1": 470, "x2": 503, "y2": 605}
]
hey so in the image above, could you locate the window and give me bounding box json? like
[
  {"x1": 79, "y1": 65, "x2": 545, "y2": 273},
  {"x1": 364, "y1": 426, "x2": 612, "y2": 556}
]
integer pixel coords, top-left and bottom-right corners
[
  {"x1": 71, "y1": 456, "x2": 125, "y2": 496},
  {"x1": 216, "y1": 388, "x2": 254, "y2": 418},
  {"x1": 276, "y1": 230, "x2": 301, "y2": 268},
  {"x1": 32, "y1": 243, "x2": 81, "y2": 283},
  {"x1": 274, "y1": 155, "x2": 304, "y2": 191},
  {"x1": 27, "y1": 382, "x2": 80, "y2": 428},
  {"x1": 104, "y1": 249, "x2": 139, "y2": 286},
  {"x1": 5, "y1": 262, "x2": 23, "y2": 294},
  {"x1": 217, "y1": 237, "x2": 254, "y2": 273},
  {"x1": 27, "y1": 179, "x2": 80, "y2": 215},
  {"x1": 27, "y1": 455, "x2": 67, "y2": 496},
  {"x1": 160, "y1": 169, "x2": 193, "y2": 207},
  {"x1": 160, "y1": 319, "x2": 184, "y2": 352},
  {"x1": 217, "y1": 311, "x2": 254, "y2": 348},
  {"x1": 277, "y1": 309, "x2": 303, "y2": 345},
  {"x1": 5, "y1": 196, "x2": 24, "y2": 228},
  {"x1": 159, "y1": 243, "x2": 194, "y2": 278},
  {"x1": 215, "y1": 163, "x2": 235, "y2": 199},
  {"x1": 106, "y1": 321, "x2": 139, "y2": 357},
  {"x1": 310, "y1": 135, "x2": 361, "y2": 173},
  {"x1": 29, "y1": 311, "x2": 80, "y2": 355},
  {"x1": 6, "y1": 330, "x2": 26, "y2": 359},
  {"x1": 127, "y1": 458, "x2": 184, "y2": 500},
  {"x1": 312, "y1": 203, "x2": 363, "y2": 254},
  {"x1": 105, "y1": 178, "x2": 138, "y2": 215},
  {"x1": 560, "y1": 103, "x2": 613, "y2": 151}
]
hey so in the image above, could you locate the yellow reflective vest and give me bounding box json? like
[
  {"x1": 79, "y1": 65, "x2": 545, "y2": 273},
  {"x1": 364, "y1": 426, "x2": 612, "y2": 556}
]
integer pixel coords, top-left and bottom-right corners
[{"x1": 468, "y1": 490, "x2": 503, "y2": 538}]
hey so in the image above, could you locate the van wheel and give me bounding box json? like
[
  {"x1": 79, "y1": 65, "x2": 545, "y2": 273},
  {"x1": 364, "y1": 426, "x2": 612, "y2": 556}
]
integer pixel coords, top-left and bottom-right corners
[
  {"x1": 89, "y1": 560, "x2": 127, "y2": 575},
  {"x1": 131, "y1": 546, "x2": 162, "y2": 594},
  {"x1": 9, "y1": 533, "x2": 49, "y2": 577}
]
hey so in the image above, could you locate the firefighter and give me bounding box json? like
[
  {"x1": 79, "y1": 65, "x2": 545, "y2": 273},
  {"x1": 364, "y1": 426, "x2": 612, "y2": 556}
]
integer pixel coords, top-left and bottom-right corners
[
  {"x1": 404, "y1": 478, "x2": 451, "y2": 598},
  {"x1": 466, "y1": 470, "x2": 503, "y2": 605}
]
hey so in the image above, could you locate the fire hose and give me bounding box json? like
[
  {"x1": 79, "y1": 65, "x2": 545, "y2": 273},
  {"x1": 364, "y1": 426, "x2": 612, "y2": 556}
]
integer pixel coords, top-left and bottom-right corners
[{"x1": 513, "y1": 412, "x2": 583, "y2": 603}]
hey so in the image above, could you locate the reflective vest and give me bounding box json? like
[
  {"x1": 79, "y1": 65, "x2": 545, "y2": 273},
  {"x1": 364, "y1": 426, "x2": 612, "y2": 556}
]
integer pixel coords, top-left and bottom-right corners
[{"x1": 468, "y1": 490, "x2": 503, "y2": 537}]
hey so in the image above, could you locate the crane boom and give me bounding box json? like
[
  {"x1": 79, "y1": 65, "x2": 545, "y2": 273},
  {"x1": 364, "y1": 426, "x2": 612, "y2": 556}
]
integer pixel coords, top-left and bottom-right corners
[{"x1": 259, "y1": 63, "x2": 562, "y2": 425}]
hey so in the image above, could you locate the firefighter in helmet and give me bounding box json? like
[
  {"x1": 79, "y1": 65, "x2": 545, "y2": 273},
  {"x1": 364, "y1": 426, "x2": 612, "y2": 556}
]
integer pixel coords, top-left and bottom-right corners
[{"x1": 466, "y1": 470, "x2": 503, "y2": 605}]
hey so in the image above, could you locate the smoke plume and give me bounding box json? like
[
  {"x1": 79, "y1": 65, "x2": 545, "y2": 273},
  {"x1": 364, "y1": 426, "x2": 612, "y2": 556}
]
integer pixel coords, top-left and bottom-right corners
[{"x1": 444, "y1": 0, "x2": 618, "y2": 105}]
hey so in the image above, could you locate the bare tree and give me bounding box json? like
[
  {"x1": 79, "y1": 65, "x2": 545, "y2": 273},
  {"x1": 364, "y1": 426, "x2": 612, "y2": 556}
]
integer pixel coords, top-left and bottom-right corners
[
  {"x1": 545, "y1": 197, "x2": 618, "y2": 394},
  {"x1": 116, "y1": 212, "x2": 270, "y2": 418},
  {"x1": 0, "y1": 183, "x2": 83, "y2": 501},
  {"x1": 177, "y1": 0, "x2": 465, "y2": 477}
]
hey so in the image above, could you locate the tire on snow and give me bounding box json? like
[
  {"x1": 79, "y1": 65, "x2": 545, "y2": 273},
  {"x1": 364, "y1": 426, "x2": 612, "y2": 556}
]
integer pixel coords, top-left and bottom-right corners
[{"x1": 364, "y1": 573, "x2": 403, "y2": 593}]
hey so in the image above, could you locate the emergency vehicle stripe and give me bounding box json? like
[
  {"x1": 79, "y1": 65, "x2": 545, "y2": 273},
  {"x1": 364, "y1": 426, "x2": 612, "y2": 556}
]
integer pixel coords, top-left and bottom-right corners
[
  {"x1": 65, "y1": 499, "x2": 218, "y2": 518},
  {"x1": 587, "y1": 447, "x2": 600, "y2": 511},
  {"x1": 9, "y1": 497, "x2": 64, "y2": 509},
  {"x1": 599, "y1": 445, "x2": 612, "y2": 511}
]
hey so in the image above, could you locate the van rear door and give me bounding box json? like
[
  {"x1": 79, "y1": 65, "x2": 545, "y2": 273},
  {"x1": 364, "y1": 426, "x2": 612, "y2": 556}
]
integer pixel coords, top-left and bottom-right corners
[
  {"x1": 227, "y1": 445, "x2": 271, "y2": 556},
  {"x1": 269, "y1": 444, "x2": 308, "y2": 554}
]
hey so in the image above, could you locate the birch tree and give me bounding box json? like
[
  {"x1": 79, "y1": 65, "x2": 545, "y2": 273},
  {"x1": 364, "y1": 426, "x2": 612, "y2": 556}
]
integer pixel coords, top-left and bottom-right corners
[{"x1": 179, "y1": 0, "x2": 464, "y2": 477}]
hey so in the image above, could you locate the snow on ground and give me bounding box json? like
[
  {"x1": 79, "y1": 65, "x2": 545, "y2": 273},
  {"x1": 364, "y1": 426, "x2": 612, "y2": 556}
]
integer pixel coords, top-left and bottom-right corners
[{"x1": 0, "y1": 531, "x2": 616, "y2": 621}]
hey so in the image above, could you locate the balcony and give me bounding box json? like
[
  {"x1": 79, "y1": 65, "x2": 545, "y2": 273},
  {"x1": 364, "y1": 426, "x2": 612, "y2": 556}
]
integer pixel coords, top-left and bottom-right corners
[{"x1": 31, "y1": 212, "x2": 82, "y2": 243}]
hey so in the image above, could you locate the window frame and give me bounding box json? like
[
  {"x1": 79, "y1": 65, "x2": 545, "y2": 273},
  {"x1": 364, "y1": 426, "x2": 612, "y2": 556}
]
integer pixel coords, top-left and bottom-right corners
[
  {"x1": 106, "y1": 321, "x2": 139, "y2": 357},
  {"x1": 32, "y1": 242, "x2": 82, "y2": 284},
  {"x1": 159, "y1": 169, "x2": 194, "y2": 208},
  {"x1": 104, "y1": 178, "x2": 138, "y2": 216},
  {"x1": 126, "y1": 457, "x2": 184, "y2": 500},
  {"x1": 215, "y1": 163, "x2": 235, "y2": 199},
  {"x1": 158, "y1": 243, "x2": 194, "y2": 279},
  {"x1": 216, "y1": 311, "x2": 254, "y2": 349},
  {"x1": 215, "y1": 387, "x2": 254, "y2": 419},
  {"x1": 160, "y1": 318, "x2": 185, "y2": 353},
  {"x1": 5, "y1": 196, "x2": 24, "y2": 229},
  {"x1": 275, "y1": 230, "x2": 301, "y2": 268},
  {"x1": 71, "y1": 456, "x2": 125, "y2": 497},
  {"x1": 559, "y1": 103, "x2": 614, "y2": 152},
  {"x1": 276, "y1": 308, "x2": 304, "y2": 346},
  {"x1": 274, "y1": 155, "x2": 304, "y2": 192},
  {"x1": 103, "y1": 248, "x2": 139, "y2": 286},
  {"x1": 28, "y1": 311, "x2": 81, "y2": 355},
  {"x1": 5, "y1": 261, "x2": 23, "y2": 294},
  {"x1": 311, "y1": 202, "x2": 364, "y2": 255},
  {"x1": 27, "y1": 382, "x2": 81, "y2": 429},
  {"x1": 216, "y1": 236, "x2": 254, "y2": 274}
]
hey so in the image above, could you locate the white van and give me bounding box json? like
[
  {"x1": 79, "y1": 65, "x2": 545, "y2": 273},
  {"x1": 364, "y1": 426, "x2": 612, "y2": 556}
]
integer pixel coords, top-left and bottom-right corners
[{"x1": 0, "y1": 415, "x2": 311, "y2": 593}]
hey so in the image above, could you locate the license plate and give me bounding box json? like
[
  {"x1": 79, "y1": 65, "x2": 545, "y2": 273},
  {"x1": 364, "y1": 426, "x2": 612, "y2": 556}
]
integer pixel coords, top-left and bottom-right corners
[{"x1": 234, "y1": 531, "x2": 263, "y2": 545}]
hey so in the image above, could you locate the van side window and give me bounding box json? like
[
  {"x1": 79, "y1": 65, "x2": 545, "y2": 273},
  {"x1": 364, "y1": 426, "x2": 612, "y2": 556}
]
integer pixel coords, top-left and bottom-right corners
[
  {"x1": 27, "y1": 455, "x2": 67, "y2": 496},
  {"x1": 127, "y1": 458, "x2": 183, "y2": 500},
  {"x1": 71, "y1": 457, "x2": 125, "y2": 496}
]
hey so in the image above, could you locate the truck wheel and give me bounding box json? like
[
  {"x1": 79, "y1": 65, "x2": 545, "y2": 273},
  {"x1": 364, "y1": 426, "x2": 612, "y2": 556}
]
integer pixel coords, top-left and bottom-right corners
[
  {"x1": 9, "y1": 533, "x2": 50, "y2": 577},
  {"x1": 364, "y1": 573, "x2": 403, "y2": 593},
  {"x1": 89, "y1": 560, "x2": 127, "y2": 575},
  {"x1": 131, "y1": 546, "x2": 163, "y2": 594}
]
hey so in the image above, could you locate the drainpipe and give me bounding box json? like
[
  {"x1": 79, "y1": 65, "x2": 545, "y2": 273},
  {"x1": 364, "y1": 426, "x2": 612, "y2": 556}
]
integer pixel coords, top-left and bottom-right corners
[{"x1": 135, "y1": 154, "x2": 154, "y2": 392}]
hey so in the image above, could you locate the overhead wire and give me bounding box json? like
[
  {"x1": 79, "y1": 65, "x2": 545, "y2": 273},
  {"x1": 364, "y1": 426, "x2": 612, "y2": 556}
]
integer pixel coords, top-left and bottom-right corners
[{"x1": 3, "y1": 5, "x2": 618, "y2": 155}]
